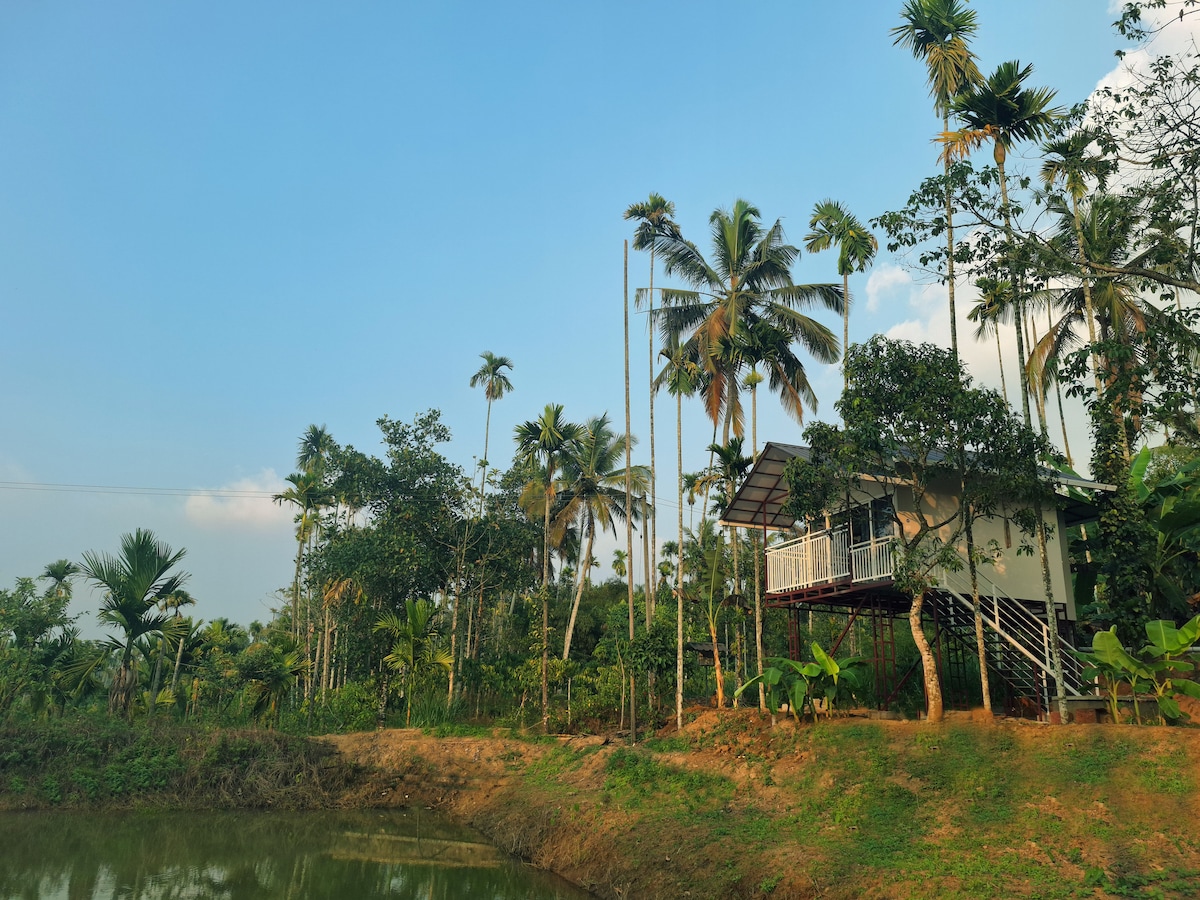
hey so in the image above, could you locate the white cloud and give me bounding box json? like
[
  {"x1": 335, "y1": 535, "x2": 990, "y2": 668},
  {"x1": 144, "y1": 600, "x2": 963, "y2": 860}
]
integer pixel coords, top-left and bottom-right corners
[
  {"x1": 184, "y1": 469, "x2": 292, "y2": 531},
  {"x1": 1095, "y1": 4, "x2": 1200, "y2": 93},
  {"x1": 864, "y1": 264, "x2": 912, "y2": 313}
]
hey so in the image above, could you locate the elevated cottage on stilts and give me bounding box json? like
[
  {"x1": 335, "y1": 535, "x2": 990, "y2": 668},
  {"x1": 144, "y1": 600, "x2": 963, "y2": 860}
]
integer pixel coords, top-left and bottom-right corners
[{"x1": 722, "y1": 442, "x2": 1109, "y2": 720}]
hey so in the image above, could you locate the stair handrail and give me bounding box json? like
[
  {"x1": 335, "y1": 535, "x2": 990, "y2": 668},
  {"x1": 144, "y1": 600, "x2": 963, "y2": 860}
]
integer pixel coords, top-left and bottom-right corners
[{"x1": 935, "y1": 561, "x2": 1087, "y2": 694}]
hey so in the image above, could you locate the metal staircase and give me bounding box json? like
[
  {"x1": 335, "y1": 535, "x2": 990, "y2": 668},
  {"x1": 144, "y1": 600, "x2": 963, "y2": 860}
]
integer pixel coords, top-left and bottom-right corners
[{"x1": 926, "y1": 565, "x2": 1092, "y2": 716}]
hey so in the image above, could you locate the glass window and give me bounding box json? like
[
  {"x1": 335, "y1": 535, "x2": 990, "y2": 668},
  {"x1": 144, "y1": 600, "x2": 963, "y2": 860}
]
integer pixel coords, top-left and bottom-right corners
[{"x1": 872, "y1": 497, "x2": 895, "y2": 539}]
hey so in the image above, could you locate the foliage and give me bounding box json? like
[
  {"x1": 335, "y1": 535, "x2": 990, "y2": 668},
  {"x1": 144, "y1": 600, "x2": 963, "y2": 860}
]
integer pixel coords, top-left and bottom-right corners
[
  {"x1": 1075, "y1": 613, "x2": 1200, "y2": 724},
  {"x1": 736, "y1": 643, "x2": 869, "y2": 723}
]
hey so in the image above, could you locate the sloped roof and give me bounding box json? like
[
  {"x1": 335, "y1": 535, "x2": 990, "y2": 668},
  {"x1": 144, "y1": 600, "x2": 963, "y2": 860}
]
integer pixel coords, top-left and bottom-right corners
[
  {"x1": 718, "y1": 441, "x2": 1114, "y2": 531},
  {"x1": 718, "y1": 442, "x2": 807, "y2": 531}
]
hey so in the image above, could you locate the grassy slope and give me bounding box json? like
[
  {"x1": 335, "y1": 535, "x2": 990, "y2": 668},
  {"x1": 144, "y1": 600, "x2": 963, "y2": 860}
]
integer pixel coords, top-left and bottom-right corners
[
  {"x1": 0, "y1": 716, "x2": 358, "y2": 810},
  {"x1": 3, "y1": 713, "x2": 1198, "y2": 899},
  {"x1": 334, "y1": 712, "x2": 1200, "y2": 900}
]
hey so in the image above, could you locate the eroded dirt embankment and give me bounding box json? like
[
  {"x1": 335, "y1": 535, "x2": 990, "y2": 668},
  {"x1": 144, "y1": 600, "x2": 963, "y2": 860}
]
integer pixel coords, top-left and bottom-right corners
[{"x1": 326, "y1": 713, "x2": 1200, "y2": 900}]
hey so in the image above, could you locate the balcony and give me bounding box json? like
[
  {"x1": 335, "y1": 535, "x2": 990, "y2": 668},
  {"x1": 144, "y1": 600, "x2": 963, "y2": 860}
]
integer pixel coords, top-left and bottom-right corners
[{"x1": 766, "y1": 527, "x2": 895, "y2": 595}]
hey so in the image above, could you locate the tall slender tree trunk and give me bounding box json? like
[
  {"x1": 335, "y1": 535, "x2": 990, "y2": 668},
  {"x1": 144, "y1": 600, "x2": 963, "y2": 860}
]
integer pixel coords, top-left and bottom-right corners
[
  {"x1": 676, "y1": 390, "x2": 686, "y2": 730},
  {"x1": 751, "y1": 379, "x2": 764, "y2": 710},
  {"x1": 995, "y1": 327, "x2": 1008, "y2": 404},
  {"x1": 1037, "y1": 504, "x2": 1069, "y2": 723},
  {"x1": 321, "y1": 606, "x2": 332, "y2": 706},
  {"x1": 648, "y1": 245, "x2": 657, "y2": 625},
  {"x1": 945, "y1": 112, "x2": 960, "y2": 363},
  {"x1": 479, "y1": 398, "x2": 493, "y2": 517},
  {"x1": 643, "y1": 497, "x2": 653, "y2": 626},
  {"x1": 541, "y1": 468, "x2": 553, "y2": 732},
  {"x1": 843, "y1": 270, "x2": 851, "y2": 392},
  {"x1": 170, "y1": 629, "x2": 187, "y2": 697},
  {"x1": 623, "y1": 240, "x2": 637, "y2": 743},
  {"x1": 964, "y1": 508, "x2": 992, "y2": 714}
]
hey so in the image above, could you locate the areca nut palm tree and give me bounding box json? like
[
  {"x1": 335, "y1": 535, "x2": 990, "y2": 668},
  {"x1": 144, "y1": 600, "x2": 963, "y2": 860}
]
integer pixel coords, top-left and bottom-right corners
[
  {"x1": 40, "y1": 559, "x2": 79, "y2": 601},
  {"x1": 626, "y1": 194, "x2": 679, "y2": 612},
  {"x1": 945, "y1": 59, "x2": 1063, "y2": 427},
  {"x1": 555, "y1": 414, "x2": 648, "y2": 661},
  {"x1": 968, "y1": 276, "x2": 1013, "y2": 405},
  {"x1": 375, "y1": 598, "x2": 452, "y2": 726},
  {"x1": 654, "y1": 334, "x2": 700, "y2": 728},
  {"x1": 656, "y1": 199, "x2": 842, "y2": 443},
  {"x1": 470, "y1": 351, "x2": 515, "y2": 516},
  {"x1": 514, "y1": 403, "x2": 584, "y2": 729},
  {"x1": 805, "y1": 200, "x2": 878, "y2": 393},
  {"x1": 297, "y1": 424, "x2": 334, "y2": 476},
  {"x1": 77, "y1": 529, "x2": 189, "y2": 717},
  {"x1": 274, "y1": 471, "x2": 333, "y2": 639},
  {"x1": 893, "y1": 0, "x2": 981, "y2": 362}
]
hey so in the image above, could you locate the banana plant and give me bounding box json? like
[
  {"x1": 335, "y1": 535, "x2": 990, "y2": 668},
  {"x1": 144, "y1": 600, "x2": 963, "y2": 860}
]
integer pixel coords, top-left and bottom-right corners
[
  {"x1": 1076, "y1": 613, "x2": 1200, "y2": 723},
  {"x1": 736, "y1": 642, "x2": 867, "y2": 723}
]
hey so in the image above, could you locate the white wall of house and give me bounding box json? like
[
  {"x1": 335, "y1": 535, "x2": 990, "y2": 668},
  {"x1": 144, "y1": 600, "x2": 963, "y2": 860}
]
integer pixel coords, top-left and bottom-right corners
[{"x1": 805, "y1": 473, "x2": 1077, "y2": 621}]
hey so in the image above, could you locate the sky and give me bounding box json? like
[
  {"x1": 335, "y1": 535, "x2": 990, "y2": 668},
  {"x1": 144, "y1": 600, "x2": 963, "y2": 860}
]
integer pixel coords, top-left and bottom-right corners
[{"x1": 0, "y1": 1, "x2": 1193, "y2": 633}]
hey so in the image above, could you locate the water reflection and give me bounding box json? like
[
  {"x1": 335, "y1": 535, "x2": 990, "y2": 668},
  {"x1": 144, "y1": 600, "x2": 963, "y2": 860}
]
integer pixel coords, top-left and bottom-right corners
[{"x1": 0, "y1": 809, "x2": 590, "y2": 899}]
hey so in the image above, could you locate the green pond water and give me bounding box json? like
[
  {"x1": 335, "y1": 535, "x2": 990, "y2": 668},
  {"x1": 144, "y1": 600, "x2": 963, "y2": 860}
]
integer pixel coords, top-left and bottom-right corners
[{"x1": 0, "y1": 808, "x2": 593, "y2": 899}]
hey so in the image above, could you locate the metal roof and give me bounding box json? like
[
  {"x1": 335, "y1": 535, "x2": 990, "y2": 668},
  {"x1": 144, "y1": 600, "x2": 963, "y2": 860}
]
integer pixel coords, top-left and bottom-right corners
[
  {"x1": 718, "y1": 442, "x2": 807, "y2": 531},
  {"x1": 718, "y1": 441, "x2": 1114, "y2": 532}
]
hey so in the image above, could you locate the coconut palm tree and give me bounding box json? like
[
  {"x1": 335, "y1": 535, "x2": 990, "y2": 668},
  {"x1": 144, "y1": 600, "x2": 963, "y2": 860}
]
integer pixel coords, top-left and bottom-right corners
[
  {"x1": 805, "y1": 200, "x2": 878, "y2": 393},
  {"x1": 469, "y1": 351, "x2": 515, "y2": 516},
  {"x1": 555, "y1": 414, "x2": 647, "y2": 660},
  {"x1": 1029, "y1": 194, "x2": 1188, "y2": 447},
  {"x1": 1040, "y1": 129, "x2": 1114, "y2": 408},
  {"x1": 656, "y1": 200, "x2": 842, "y2": 443},
  {"x1": 76, "y1": 529, "x2": 189, "y2": 717},
  {"x1": 375, "y1": 599, "x2": 452, "y2": 726},
  {"x1": 945, "y1": 59, "x2": 1062, "y2": 426},
  {"x1": 514, "y1": 404, "x2": 584, "y2": 728},
  {"x1": 893, "y1": 0, "x2": 981, "y2": 361}
]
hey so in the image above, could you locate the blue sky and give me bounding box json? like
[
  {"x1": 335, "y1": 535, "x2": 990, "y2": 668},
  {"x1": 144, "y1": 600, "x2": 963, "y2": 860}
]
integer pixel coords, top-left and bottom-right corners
[{"x1": 0, "y1": 2, "x2": 1180, "y2": 630}]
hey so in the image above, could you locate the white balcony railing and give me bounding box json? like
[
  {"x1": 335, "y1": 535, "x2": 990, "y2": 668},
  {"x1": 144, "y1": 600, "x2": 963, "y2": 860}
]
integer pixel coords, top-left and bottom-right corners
[{"x1": 767, "y1": 528, "x2": 893, "y2": 594}]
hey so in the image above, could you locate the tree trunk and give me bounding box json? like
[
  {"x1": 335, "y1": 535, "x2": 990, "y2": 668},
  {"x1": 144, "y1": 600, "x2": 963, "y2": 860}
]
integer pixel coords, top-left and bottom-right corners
[
  {"x1": 648, "y1": 245, "x2": 657, "y2": 626},
  {"x1": 1036, "y1": 504, "x2": 1069, "y2": 723},
  {"x1": 170, "y1": 629, "x2": 187, "y2": 697},
  {"x1": 321, "y1": 606, "x2": 332, "y2": 706},
  {"x1": 965, "y1": 514, "x2": 992, "y2": 715},
  {"x1": 676, "y1": 390, "x2": 686, "y2": 731},
  {"x1": 643, "y1": 497, "x2": 653, "y2": 626},
  {"x1": 623, "y1": 240, "x2": 636, "y2": 744},
  {"x1": 994, "y1": 327, "x2": 1008, "y2": 405},
  {"x1": 148, "y1": 637, "x2": 165, "y2": 714},
  {"x1": 563, "y1": 519, "x2": 595, "y2": 661},
  {"x1": 708, "y1": 619, "x2": 726, "y2": 709},
  {"x1": 910, "y1": 590, "x2": 943, "y2": 723},
  {"x1": 945, "y1": 112, "x2": 959, "y2": 364},
  {"x1": 479, "y1": 398, "x2": 492, "y2": 517},
  {"x1": 843, "y1": 270, "x2": 851, "y2": 392}
]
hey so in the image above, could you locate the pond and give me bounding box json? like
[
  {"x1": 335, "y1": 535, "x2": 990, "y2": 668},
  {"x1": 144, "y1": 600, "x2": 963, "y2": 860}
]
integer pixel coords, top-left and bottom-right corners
[{"x1": 0, "y1": 808, "x2": 592, "y2": 899}]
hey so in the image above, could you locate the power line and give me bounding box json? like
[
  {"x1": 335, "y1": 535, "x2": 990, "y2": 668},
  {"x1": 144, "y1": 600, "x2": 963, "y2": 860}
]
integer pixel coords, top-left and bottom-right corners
[{"x1": 0, "y1": 481, "x2": 279, "y2": 499}]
